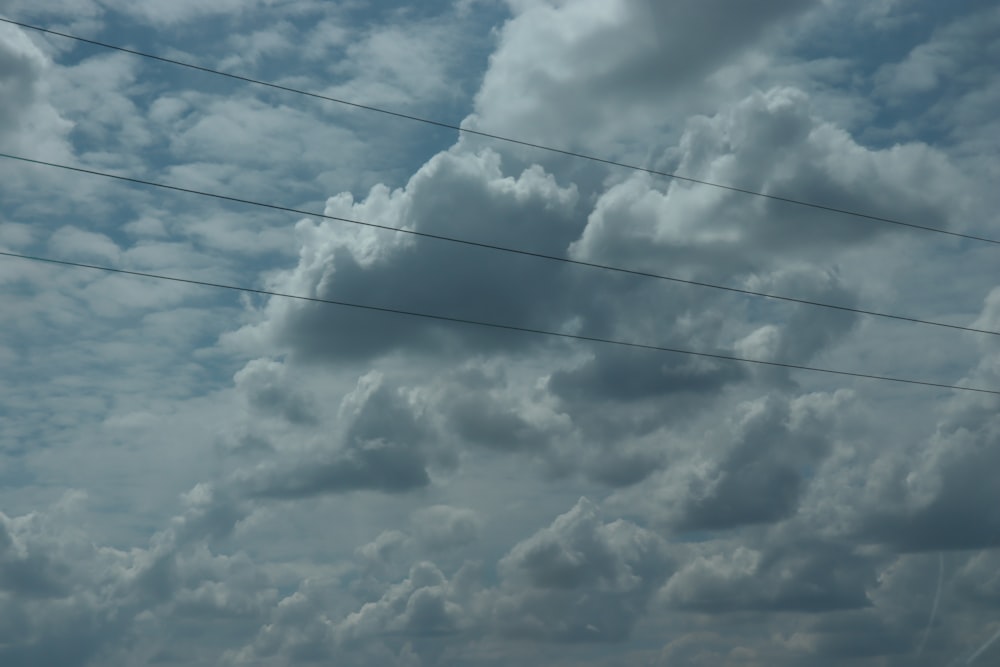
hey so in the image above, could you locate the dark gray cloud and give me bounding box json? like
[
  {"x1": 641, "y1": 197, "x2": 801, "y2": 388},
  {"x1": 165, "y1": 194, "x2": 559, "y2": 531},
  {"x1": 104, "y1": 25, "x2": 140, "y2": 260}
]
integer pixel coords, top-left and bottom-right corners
[
  {"x1": 240, "y1": 437, "x2": 430, "y2": 499},
  {"x1": 954, "y1": 551, "x2": 1000, "y2": 609},
  {"x1": 232, "y1": 371, "x2": 434, "y2": 499},
  {"x1": 549, "y1": 348, "x2": 744, "y2": 404},
  {"x1": 491, "y1": 497, "x2": 672, "y2": 642},
  {"x1": 170, "y1": 483, "x2": 250, "y2": 547},
  {"x1": 448, "y1": 391, "x2": 551, "y2": 452},
  {"x1": 250, "y1": 148, "x2": 584, "y2": 364},
  {"x1": 0, "y1": 516, "x2": 71, "y2": 599},
  {"x1": 357, "y1": 530, "x2": 411, "y2": 570},
  {"x1": 0, "y1": 23, "x2": 48, "y2": 135},
  {"x1": 674, "y1": 393, "x2": 837, "y2": 531},
  {"x1": 604, "y1": 390, "x2": 846, "y2": 540},
  {"x1": 825, "y1": 328, "x2": 1000, "y2": 554},
  {"x1": 336, "y1": 561, "x2": 470, "y2": 644},
  {"x1": 662, "y1": 527, "x2": 877, "y2": 615},
  {"x1": 0, "y1": 491, "x2": 273, "y2": 667},
  {"x1": 800, "y1": 610, "x2": 914, "y2": 661},
  {"x1": 2, "y1": 2, "x2": 1000, "y2": 666},
  {"x1": 234, "y1": 358, "x2": 318, "y2": 426},
  {"x1": 581, "y1": 444, "x2": 668, "y2": 488},
  {"x1": 411, "y1": 505, "x2": 480, "y2": 553},
  {"x1": 230, "y1": 73, "x2": 948, "y2": 513},
  {"x1": 0, "y1": 501, "x2": 131, "y2": 667},
  {"x1": 858, "y1": 422, "x2": 1000, "y2": 552}
]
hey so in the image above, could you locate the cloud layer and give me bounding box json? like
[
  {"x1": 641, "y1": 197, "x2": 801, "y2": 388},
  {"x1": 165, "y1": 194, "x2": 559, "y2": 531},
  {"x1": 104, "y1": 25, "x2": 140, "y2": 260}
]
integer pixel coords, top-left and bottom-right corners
[{"x1": 1, "y1": 1, "x2": 999, "y2": 665}]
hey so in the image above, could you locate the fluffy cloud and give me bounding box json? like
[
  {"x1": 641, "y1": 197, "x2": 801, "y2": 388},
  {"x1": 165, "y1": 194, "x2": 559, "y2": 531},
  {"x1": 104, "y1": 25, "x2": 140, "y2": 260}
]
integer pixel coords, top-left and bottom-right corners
[
  {"x1": 571, "y1": 86, "x2": 966, "y2": 271},
  {"x1": 336, "y1": 561, "x2": 473, "y2": 644},
  {"x1": 661, "y1": 536, "x2": 876, "y2": 614},
  {"x1": 2, "y1": 1, "x2": 1000, "y2": 666},
  {"x1": 853, "y1": 372, "x2": 1000, "y2": 553},
  {"x1": 469, "y1": 0, "x2": 817, "y2": 155},
  {"x1": 230, "y1": 146, "x2": 581, "y2": 364},
  {"x1": 411, "y1": 505, "x2": 480, "y2": 553},
  {"x1": 672, "y1": 391, "x2": 845, "y2": 531},
  {"x1": 0, "y1": 21, "x2": 73, "y2": 160},
  {"x1": 0, "y1": 490, "x2": 267, "y2": 667},
  {"x1": 490, "y1": 497, "x2": 672, "y2": 642}
]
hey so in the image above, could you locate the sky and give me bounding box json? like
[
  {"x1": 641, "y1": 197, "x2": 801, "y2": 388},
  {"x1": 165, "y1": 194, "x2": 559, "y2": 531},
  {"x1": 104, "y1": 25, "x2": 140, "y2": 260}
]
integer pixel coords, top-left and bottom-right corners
[{"x1": 0, "y1": 0, "x2": 999, "y2": 665}]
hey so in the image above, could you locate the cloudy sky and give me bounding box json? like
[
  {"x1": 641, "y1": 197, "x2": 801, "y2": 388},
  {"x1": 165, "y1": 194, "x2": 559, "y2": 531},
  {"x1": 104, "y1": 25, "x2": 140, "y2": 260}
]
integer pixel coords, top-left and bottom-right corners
[{"x1": 1, "y1": 0, "x2": 999, "y2": 664}]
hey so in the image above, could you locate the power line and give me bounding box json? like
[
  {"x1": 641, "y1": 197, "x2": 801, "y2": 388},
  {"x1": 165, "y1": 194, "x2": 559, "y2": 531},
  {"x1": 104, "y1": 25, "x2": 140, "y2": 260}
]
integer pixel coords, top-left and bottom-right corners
[
  {"x1": 3, "y1": 16, "x2": 998, "y2": 247},
  {"x1": 3, "y1": 151, "x2": 998, "y2": 339},
  {"x1": 0, "y1": 248, "x2": 996, "y2": 396}
]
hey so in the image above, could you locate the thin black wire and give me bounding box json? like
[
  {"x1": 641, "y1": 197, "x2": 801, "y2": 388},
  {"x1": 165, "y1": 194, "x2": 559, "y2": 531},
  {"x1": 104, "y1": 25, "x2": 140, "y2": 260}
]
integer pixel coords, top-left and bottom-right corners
[
  {"x1": 3, "y1": 16, "x2": 998, "y2": 247},
  {"x1": 0, "y1": 248, "x2": 996, "y2": 396},
  {"x1": 3, "y1": 152, "x2": 997, "y2": 339}
]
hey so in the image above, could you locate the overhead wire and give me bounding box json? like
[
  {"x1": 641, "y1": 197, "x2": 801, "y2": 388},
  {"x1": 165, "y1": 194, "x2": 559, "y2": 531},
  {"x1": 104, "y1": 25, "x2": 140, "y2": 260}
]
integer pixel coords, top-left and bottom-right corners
[
  {"x1": 2, "y1": 15, "x2": 999, "y2": 246},
  {"x1": 0, "y1": 19, "x2": 996, "y2": 396},
  {"x1": 3, "y1": 19, "x2": 999, "y2": 662},
  {"x1": 1, "y1": 16, "x2": 996, "y2": 394},
  {"x1": 0, "y1": 248, "x2": 997, "y2": 396},
  {"x1": 3, "y1": 151, "x2": 998, "y2": 338}
]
